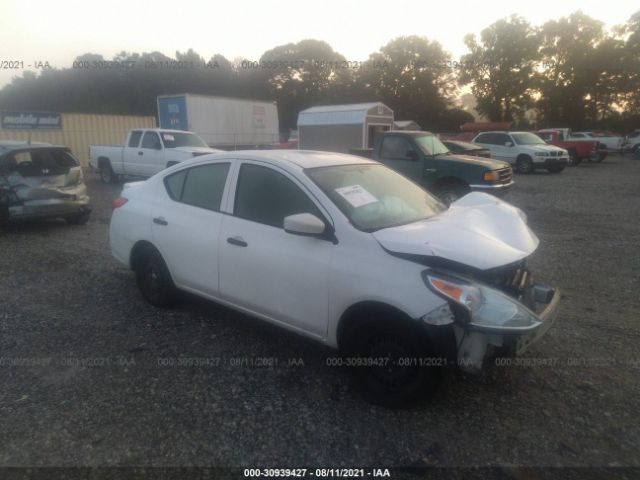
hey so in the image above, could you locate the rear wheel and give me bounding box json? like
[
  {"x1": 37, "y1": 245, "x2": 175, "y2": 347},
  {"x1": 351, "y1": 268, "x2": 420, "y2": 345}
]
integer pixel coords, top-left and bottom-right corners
[
  {"x1": 516, "y1": 155, "x2": 534, "y2": 174},
  {"x1": 134, "y1": 247, "x2": 177, "y2": 308},
  {"x1": 65, "y1": 212, "x2": 91, "y2": 225},
  {"x1": 567, "y1": 150, "x2": 581, "y2": 166},
  {"x1": 99, "y1": 160, "x2": 119, "y2": 184},
  {"x1": 346, "y1": 320, "x2": 441, "y2": 408}
]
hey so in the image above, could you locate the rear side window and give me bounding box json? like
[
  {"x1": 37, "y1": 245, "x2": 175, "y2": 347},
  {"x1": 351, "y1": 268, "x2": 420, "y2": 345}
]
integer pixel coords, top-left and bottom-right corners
[
  {"x1": 475, "y1": 134, "x2": 490, "y2": 144},
  {"x1": 141, "y1": 132, "x2": 161, "y2": 149},
  {"x1": 128, "y1": 131, "x2": 143, "y2": 147},
  {"x1": 380, "y1": 136, "x2": 415, "y2": 159},
  {"x1": 164, "y1": 163, "x2": 230, "y2": 211},
  {"x1": 234, "y1": 164, "x2": 322, "y2": 228}
]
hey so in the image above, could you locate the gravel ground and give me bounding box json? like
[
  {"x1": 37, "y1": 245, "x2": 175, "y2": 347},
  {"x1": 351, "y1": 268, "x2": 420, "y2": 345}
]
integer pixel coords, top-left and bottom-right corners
[{"x1": 1, "y1": 154, "x2": 639, "y2": 475}]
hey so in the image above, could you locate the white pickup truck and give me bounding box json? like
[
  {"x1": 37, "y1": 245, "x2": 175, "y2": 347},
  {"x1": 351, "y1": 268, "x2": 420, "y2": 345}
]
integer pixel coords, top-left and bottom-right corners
[{"x1": 90, "y1": 129, "x2": 220, "y2": 183}]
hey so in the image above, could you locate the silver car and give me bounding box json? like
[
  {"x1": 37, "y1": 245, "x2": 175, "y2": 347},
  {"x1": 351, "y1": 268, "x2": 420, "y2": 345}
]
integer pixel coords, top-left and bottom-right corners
[{"x1": 0, "y1": 142, "x2": 92, "y2": 225}]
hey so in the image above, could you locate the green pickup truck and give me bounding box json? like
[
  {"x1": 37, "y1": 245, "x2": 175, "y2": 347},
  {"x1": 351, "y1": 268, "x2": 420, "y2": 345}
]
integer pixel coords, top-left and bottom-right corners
[{"x1": 355, "y1": 131, "x2": 514, "y2": 205}]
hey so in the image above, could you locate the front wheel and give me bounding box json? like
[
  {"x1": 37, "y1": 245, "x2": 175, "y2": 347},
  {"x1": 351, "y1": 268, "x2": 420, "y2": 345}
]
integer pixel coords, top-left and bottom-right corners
[
  {"x1": 135, "y1": 248, "x2": 177, "y2": 308},
  {"x1": 516, "y1": 156, "x2": 534, "y2": 174},
  {"x1": 434, "y1": 184, "x2": 469, "y2": 206},
  {"x1": 346, "y1": 320, "x2": 441, "y2": 408}
]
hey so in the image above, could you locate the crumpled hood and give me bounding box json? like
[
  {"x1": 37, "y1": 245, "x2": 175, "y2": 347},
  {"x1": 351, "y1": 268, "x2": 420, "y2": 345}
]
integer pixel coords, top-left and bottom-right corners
[
  {"x1": 372, "y1": 192, "x2": 539, "y2": 270},
  {"x1": 173, "y1": 146, "x2": 222, "y2": 155}
]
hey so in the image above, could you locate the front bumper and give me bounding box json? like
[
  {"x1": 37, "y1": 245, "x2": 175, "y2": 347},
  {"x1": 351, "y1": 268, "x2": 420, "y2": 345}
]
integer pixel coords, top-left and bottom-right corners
[
  {"x1": 533, "y1": 158, "x2": 569, "y2": 169},
  {"x1": 469, "y1": 180, "x2": 514, "y2": 198},
  {"x1": 454, "y1": 287, "x2": 561, "y2": 374}
]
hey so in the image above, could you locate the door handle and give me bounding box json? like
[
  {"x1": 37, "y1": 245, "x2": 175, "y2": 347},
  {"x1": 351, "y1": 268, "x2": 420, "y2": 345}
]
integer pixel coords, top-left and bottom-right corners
[
  {"x1": 153, "y1": 216, "x2": 168, "y2": 226},
  {"x1": 138, "y1": 151, "x2": 144, "y2": 156},
  {"x1": 227, "y1": 236, "x2": 248, "y2": 247}
]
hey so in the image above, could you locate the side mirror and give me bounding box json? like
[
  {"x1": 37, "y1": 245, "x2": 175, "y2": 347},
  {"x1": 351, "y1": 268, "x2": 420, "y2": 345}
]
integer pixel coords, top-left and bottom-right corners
[
  {"x1": 284, "y1": 213, "x2": 326, "y2": 236},
  {"x1": 505, "y1": 141, "x2": 513, "y2": 147},
  {"x1": 406, "y1": 150, "x2": 418, "y2": 160}
]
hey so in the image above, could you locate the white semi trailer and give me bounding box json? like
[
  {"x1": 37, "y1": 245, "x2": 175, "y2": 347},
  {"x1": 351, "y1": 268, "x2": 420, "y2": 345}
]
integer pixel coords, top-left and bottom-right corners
[{"x1": 157, "y1": 94, "x2": 279, "y2": 149}]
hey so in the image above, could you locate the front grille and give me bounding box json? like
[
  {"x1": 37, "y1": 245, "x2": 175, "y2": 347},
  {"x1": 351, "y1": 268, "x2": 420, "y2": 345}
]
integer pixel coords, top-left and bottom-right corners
[{"x1": 497, "y1": 167, "x2": 513, "y2": 183}]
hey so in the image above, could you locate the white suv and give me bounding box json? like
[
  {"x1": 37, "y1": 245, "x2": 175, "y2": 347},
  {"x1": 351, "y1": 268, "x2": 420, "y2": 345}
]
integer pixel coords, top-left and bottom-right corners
[
  {"x1": 473, "y1": 131, "x2": 569, "y2": 174},
  {"x1": 109, "y1": 150, "x2": 560, "y2": 407}
]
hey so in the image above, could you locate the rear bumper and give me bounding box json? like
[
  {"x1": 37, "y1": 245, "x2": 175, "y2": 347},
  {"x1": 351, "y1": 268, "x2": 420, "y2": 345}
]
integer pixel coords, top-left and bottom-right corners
[
  {"x1": 469, "y1": 180, "x2": 514, "y2": 198},
  {"x1": 7, "y1": 195, "x2": 92, "y2": 221}
]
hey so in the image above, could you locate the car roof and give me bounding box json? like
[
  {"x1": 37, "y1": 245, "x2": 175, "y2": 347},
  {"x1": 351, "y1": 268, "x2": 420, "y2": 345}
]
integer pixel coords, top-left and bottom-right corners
[
  {"x1": 135, "y1": 128, "x2": 199, "y2": 134},
  {"x1": 0, "y1": 141, "x2": 68, "y2": 155},
  {"x1": 202, "y1": 149, "x2": 378, "y2": 170}
]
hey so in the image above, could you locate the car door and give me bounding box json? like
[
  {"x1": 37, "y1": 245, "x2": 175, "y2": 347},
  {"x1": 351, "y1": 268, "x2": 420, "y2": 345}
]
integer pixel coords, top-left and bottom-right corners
[
  {"x1": 218, "y1": 161, "x2": 333, "y2": 338},
  {"x1": 133, "y1": 131, "x2": 165, "y2": 177},
  {"x1": 490, "y1": 133, "x2": 514, "y2": 164},
  {"x1": 151, "y1": 162, "x2": 231, "y2": 296},
  {"x1": 377, "y1": 135, "x2": 424, "y2": 182}
]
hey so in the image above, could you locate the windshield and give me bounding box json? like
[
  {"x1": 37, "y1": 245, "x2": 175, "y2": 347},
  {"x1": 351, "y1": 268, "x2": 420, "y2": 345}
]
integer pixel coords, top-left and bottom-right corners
[
  {"x1": 511, "y1": 132, "x2": 546, "y2": 146},
  {"x1": 306, "y1": 164, "x2": 446, "y2": 232},
  {"x1": 414, "y1": 135, "x2": 450, "y2": 155},
  {"x1": 159, "y1": 131, "x2": 208, "y2": 148}
]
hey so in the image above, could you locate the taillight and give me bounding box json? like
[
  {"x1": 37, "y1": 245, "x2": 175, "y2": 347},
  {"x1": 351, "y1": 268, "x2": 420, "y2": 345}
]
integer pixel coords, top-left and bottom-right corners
[{"x1": 112, "y1": 197, "x2": 128, "y2": 210}]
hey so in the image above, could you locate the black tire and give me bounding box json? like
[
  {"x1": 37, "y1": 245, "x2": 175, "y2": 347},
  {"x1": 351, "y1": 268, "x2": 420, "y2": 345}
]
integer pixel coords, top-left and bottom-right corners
[
  {"x1": 346, "y1": 319, "x2": 441, "y2": 408},
  {"x1": 434, "y1": 183, "x2": 469, "y2": 206},
  {"x1": 65, "y1": 211, "x2": 91, "y2": 225},
  {"x1": 516, "y1": 155, "x2": 534, "y2": 174},
  {"x1": 99, "y1": 160, "x2": 119, "y2": 184},
  {"x1": 135, "y1": 247, "x2": 177, "y2": 308},
  {"x1": 568, "y1": 150, "x2": 582, "y2": 167}
]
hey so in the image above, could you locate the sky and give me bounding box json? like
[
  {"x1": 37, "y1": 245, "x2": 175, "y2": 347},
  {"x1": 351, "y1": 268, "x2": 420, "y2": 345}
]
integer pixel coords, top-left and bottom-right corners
[{"x1": 0, "y1": 0, "x2": 637, "y2": 89}]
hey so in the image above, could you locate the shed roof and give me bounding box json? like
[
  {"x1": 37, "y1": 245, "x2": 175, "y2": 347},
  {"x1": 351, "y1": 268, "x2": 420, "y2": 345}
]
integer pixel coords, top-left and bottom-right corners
[{"x1": 298, "y1": 102, "x2": 393, "y2": 126}]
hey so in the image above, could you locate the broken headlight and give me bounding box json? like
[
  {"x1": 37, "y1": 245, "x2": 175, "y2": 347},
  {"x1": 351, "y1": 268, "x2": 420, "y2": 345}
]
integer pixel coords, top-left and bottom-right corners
[{"x1": 423, "y1": 271, "x2": 541, "y2": 332}]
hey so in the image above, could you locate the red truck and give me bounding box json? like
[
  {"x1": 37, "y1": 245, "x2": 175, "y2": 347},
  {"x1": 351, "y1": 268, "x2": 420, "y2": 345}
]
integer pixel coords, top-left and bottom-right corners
[{"x1": 536, "y1": 129, "x2": 601, "y2": 166}]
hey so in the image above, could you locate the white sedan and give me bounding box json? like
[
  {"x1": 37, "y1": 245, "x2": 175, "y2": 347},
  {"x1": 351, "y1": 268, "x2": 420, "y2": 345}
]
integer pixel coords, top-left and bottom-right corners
[{"x1": 109, "y1": 150, "x2": 560, "y2": 407}]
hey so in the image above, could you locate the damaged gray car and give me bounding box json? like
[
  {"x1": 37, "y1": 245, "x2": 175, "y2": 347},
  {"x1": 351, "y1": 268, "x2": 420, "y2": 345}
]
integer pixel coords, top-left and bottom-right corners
[{"x1": 0, "y1": 142, "x2": 92, "y2": 225}]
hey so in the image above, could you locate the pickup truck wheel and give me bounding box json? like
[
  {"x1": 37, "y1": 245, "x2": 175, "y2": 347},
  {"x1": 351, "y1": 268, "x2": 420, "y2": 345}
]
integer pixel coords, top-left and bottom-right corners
[
  {"x1": 99, "y1": 162, "x2": 119, "y2": 183},
  {"x1": 347, "y1": 320, "x2": 441, "y2": 408},
  {"x1": 434, "y1": 183, "x2": 469, "y2": 206},
  {"x1": 516, "y1": 155, "x2": 534, "y2": 174},
  {"x1": 135, "y1": 248, "x2": 177, "y2": 308}
]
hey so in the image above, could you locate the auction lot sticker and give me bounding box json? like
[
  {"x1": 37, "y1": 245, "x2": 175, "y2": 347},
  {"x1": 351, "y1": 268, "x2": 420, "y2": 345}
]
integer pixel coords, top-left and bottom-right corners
[{"x1": 335, "y1": 185, "x2": 378, "y2": 208}]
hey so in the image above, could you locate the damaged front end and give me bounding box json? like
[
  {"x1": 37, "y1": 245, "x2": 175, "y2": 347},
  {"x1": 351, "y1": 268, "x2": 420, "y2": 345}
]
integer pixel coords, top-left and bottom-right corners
[{"x1": 422, "y1": 261, "x2": 560, "y2": 374}]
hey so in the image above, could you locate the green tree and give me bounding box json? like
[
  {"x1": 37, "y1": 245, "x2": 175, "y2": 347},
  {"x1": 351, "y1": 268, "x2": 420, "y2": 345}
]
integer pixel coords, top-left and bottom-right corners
[
  {"x1": 357, "y1": 35, "x2": 457, "y2": 130},
  {"x1": 459, "y1": 15, "x2": 539, "y2": 123}
]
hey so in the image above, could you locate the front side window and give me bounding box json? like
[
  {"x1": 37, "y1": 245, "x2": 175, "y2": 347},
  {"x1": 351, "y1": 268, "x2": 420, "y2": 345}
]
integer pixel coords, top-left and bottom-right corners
[
  {"x1": 414, "y1": 135, "x2": 450, "y2": 155},
  {"x1": 163, "y1": 163, "x2": 230, "y2": 211},
  {"x1": 307, "y1": 163, "x2": 445, "y2": 232},
  {"x1": 234, "y1": 164, "x2": 322, "y2": 228},
  {"x1": 160, "y1": 131, "x2": 208, "y2": 148},
  {"x1": 511, "y1": 132, "x2": 545, "y2": 146},
  {"x1": 141, "y1": 132, "x2": 162, "y2": 149}
]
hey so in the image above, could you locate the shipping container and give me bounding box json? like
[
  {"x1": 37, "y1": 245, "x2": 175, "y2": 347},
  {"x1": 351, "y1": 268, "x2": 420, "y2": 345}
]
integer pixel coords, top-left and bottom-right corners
[
  {"x1": 0, "y1": 112, "x2": 155, "y2": 167},
  {"x1": 157, "y1": 94, "x2": 279, "y2": 148},
  {"x1": 297, "y1": 103, "x2": 394, "y2": 153}
]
